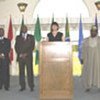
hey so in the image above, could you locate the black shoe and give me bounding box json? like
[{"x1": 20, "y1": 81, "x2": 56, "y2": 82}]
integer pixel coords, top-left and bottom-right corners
[
  {"x1": 19, "y1": 88, "x2": 25, "y2": 92},
  {"x1": 5, "y1": 88, "x2": 9, "y2": 91},
  {"x1": 85, "y1": 89, "x2": 90, "y2": 92},
  {"x1": 0, "y1": 87, "x2": 2, "y2": 90},
  {"x1": 30, "y1": 88, "x2": 34, "y2": 92}
]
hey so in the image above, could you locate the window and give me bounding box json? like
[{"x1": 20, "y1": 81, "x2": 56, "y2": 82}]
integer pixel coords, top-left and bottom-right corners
[{"x1": 33, "y1": 0, "x2": 89, "y2": 18}]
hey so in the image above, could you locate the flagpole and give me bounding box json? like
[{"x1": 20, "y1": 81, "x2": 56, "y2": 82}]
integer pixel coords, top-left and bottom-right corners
[
  {"x1": 22, "y1": 13, "x2": 24, "y2": 22},
  {"x1": 78, "y1": 15, "x2": 83, "y2": 64}
]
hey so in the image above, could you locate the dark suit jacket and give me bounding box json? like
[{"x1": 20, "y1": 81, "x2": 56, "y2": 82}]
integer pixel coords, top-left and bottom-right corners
[
  {"x1": 0, "y1": 38, "x2": 11, "y2": 62},
  {"x1": 15, "y1": 34, "x2": 35, "y2": 61}
]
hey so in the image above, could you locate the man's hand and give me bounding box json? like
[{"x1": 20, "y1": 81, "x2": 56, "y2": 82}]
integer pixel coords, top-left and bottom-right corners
[
  {"x1": 0, "y1": 53, "x2": 5, "y2": 59},
  {"x1": 19, "y1": 53, "x2": 27, "y2": 59},
  {"x1": 80, "y1": 59, "x2": 83, "y2": 64}
]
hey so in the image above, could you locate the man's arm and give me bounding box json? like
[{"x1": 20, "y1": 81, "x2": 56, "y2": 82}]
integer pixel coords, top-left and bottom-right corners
[
  {"x1": 15, "y1": 36, "x2": 20, "y2": 54},
  {"x1": 81, "y1": 40, "x2": 86, "y2": 64},
  {"x1": 31, "y1": 35, "x2": 35, "y2": 51},
  {"x1": 6, "y1": 39, "x2": 11, "y2": 54},
  {"x1": 3, "y1": 39, "x2": 11, "y2": 54},
  {"x1": 27, "y1": 35, "x2": 35, "y2": 53},
  {"x1": 0, "y1": 39, "x2": 11, "y2": 59}
]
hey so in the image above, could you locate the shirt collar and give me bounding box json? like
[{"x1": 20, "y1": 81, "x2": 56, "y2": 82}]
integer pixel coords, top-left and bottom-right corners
[
  {"x1": 0, "y1": 36, "x2": 4, "y2": 40},
  {"x1": 22, "y1": 33, "x2": 28, "y2": 39}
]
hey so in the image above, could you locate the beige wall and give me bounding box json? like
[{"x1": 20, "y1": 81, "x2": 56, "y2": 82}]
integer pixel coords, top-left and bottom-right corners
[
  {"x1": 0, "y1": 0, "x2": 99, "y2": 22},
  {"x1": 0, "y1": 0, "x2": 99, "y2": 33},
  {"x1": 0, "y1": 0, "x2": 38, "y2": 23},
  {"x1": 0, "y1": 0, "x2": 38, "y2": 33},
  {"x1": 84, "y1": 0, "x2": 100, "y2": 17}
]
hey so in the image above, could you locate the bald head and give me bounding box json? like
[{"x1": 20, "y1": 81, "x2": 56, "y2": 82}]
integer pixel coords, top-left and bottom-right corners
[
  {"x1": 90, "y1": 25, "x2": 98, "y2": 38},
  {"x1": 21, "y1": 25, "x2": 28, "y2": 34},
  {"x1": 0, "y1": 28, "x2": 4, "y2": 37}
]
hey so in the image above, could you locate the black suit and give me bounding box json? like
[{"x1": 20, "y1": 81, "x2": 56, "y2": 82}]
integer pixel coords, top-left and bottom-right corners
[
  {"x1": 15, "y1": 34, "x2": 35, "y2": 89},
  {"x1": 0, "y1": 38, "x2": 11, "y2": 89}
]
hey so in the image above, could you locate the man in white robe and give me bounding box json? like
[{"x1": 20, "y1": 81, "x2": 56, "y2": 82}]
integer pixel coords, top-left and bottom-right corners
[{"x1": 82, "y1": 25, "x2": 100, "y2": 91}]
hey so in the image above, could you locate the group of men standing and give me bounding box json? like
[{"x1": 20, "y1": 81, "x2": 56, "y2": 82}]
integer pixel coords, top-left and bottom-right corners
[
  {"x1": 0, "y1": 25, "x2": 35, "y2": 91},
  {"x1": 0, "y1": 24, "x2": 100, "y2": 92}
]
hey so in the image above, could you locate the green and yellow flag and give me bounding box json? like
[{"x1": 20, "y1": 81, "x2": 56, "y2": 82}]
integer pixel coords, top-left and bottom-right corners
[
  {"x1": 34, "y1": 16, "x2": 41, "y2": 42},
  {"x1": 65, "y1": 17, "x2": 70, "y2": 41},
  {"x1": 34, "y1": 16, "x2": 41, "y2": 65}
]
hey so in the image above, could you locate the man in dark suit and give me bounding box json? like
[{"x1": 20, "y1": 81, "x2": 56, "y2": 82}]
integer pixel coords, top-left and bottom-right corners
[
  {"x1": 0, "y1": 28, "x2": 11, "y2": 91},
  {"x1": 15, "y1": 25, "x2": 35, "y2": 92}
]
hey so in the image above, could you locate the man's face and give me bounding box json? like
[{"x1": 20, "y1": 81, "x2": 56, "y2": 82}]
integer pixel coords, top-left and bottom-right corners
[
  {"x1": 90, "y1": 30, "x2": 97, "y2": 38},
  {"x1": 21, "y1": 26, "x2": 27, "y2": 34},
  {"x1": 0, "y1": 28, "x2": 4, "y2": 37}
]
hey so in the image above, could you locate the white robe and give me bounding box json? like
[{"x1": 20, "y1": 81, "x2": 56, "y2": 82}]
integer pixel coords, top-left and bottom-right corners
[{"x1": 82, "y1": 36, "x2": 100, "y2": 89}]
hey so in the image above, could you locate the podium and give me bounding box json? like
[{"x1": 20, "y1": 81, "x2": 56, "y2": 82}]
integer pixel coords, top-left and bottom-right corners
[{"x1": 39, "y1": 42, "x2": 73, "y2": 100}]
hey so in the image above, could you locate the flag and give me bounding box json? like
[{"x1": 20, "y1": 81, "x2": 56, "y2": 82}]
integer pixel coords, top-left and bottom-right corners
[
  {"x1": 34, "y1": 16, "x2": 42, "y2": 65},
  {"x1": 95, "y1": 13, "x2": 98, "y2": 31},
  {"x1": 65, "y1": 17, "x2": 70, "y2": 41},
  {"x1": 34, "y1": 16, "x2": 41, "y2": 42},
  {"x1": 20, "y1": 15, "x2": 24, "y2": 33},
  {"x1": 35, "y1": 50, "x2": 39, "y2": 65},
  {"x1": 7, "y1": 16, "x2": 13, "y2": 62},
  {"x1": 78, "y1": 16, "x2": 83, "y2": 63}
]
